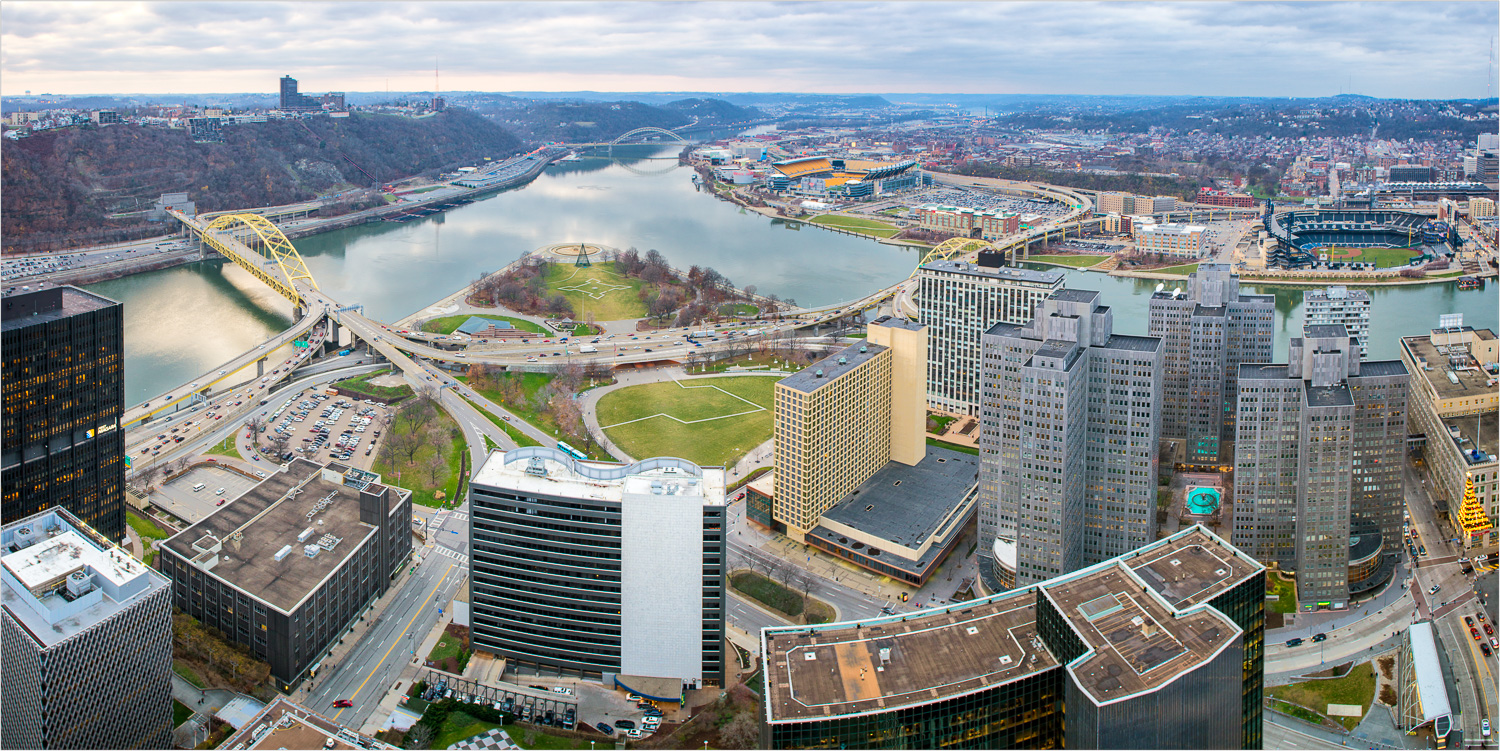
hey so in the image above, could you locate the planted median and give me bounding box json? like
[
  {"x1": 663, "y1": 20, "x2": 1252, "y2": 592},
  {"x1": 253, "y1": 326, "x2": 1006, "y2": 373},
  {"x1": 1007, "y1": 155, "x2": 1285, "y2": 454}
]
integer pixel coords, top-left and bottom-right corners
[{"x1": 730, "y1": 569, "x2": 835, "y2": 624}]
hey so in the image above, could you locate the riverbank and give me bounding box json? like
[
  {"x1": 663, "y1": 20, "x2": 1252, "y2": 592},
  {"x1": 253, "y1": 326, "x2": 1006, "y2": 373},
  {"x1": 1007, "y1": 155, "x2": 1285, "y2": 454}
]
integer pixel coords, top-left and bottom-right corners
[{"x1": 1110, "y1": 267, "x2": 1485, "y2": 287}]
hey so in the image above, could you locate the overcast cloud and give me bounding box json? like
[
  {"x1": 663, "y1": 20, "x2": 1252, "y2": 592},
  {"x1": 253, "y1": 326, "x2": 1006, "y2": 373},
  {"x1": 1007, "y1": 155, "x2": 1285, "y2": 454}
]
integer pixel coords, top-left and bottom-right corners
[{"x1": 2, "y1": 1, "x2": 1494, "y2": 99}]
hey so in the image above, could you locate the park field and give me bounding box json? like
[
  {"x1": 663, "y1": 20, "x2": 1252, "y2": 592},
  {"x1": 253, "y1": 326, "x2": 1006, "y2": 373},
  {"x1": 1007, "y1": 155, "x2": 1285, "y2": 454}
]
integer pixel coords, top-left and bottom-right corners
[
  {"x1": 422, "y1": 313, "x2": 547, "y2": 335},
  {"x1": 1029, "y1": 254, "x2": 1107, "y2": 268},
  {"x1": 543, "y1": 261, "x2": 649, "y2": 321},
  {"x1": 809, "y1": 214, "x2": 901, "y2": 238},
  {"x1": 596, "y1": 376, "x2": 776, "y2": 467}
]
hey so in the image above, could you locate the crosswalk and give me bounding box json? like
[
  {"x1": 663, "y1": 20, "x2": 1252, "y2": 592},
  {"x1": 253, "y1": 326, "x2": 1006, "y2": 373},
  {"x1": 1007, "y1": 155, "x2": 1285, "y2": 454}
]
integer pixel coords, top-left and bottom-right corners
[{"x1": 432, "y1": 545, "x2": 469, "y2": 564}]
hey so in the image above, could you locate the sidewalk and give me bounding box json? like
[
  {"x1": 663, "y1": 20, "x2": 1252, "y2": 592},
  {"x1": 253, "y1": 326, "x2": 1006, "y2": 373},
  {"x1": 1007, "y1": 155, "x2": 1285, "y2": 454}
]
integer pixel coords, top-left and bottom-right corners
[
  {"x1": 354, "y1": 600, "x2": 457, "y2": 736},
  {"x1": 289, "y1": 544, "x2": 430, "y2": 707}
]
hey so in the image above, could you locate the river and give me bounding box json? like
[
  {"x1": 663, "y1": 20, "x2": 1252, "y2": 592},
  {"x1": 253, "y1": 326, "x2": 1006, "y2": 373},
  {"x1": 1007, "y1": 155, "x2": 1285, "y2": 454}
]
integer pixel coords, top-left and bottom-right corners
[{"x1": 86, "y1": 146, "x2": 1496, "y2": 403}]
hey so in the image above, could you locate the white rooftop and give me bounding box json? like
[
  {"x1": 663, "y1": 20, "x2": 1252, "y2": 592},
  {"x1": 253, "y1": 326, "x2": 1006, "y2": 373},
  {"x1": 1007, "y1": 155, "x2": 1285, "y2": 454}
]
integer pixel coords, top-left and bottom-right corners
[
  {"x1": 1140, "y1": 222, "x2": 1206, "y2": 235},
  {"x1": 1, "y1": 509, "x2": 169, "y2": 647},
  {"x1": 471, "y1": 448, "x2": 726, "y2": 506},
  {"x1": 1407, "y1": 622, "x2": 1452, "y2": 725}
]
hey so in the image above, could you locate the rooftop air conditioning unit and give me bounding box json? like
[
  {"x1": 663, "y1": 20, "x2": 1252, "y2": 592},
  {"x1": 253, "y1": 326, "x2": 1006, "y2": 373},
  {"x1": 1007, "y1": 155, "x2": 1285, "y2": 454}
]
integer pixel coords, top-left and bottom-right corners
[{"x1": 275, "y1": 545, "x2": 294, "y2": 562}]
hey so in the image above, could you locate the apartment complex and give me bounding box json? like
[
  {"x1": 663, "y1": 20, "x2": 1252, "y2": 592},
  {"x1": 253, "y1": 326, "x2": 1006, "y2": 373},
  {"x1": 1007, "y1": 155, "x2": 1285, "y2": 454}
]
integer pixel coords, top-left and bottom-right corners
[
  {"x1": 917, "y1": 259, "x2": 1064, "y2": 415},
  {"x1": 1148, "y1": 264, "x2": 1275, "y2": 466},
  {"x1": 468, "y1": 448, "x2": 726, "y2": 693},
  {"x1": 158, "y1": 460, "x2": 412, "y2": 690},
  {"x1": 1197, "y1": 188, "x2": 1256, "y2": 208},
  {"x1": 1398, "y1": 321, "x2": 1498, "y2": 551},
  {"x1": 1303, "y1": 286, "x2": 1372, "y2": 357},
  {"x1": 759, "y1": 317, "x2": 977, "y2": 585},
  {"x1": 1470, "y1": 196, "x2": 1496, "y2": 217},
  {"x1": 761, "y1": 526, "x2": 1265, "y2": 750},
  {"x1": 2, "y1": 507, "x2": 173, "y2": 750},
  {"x1": 914, "y1": 204, "x2": 1019, "y2": 241},
  {"x1": 2, "y1": 287, "x2": 127, "y2": 542},
  {"x1": 1135, "y1": 222, "x2": 1208, "y2": 257},
  {"x1": 1234, "y1": 325, "x2": 1408, "y2": 609},
  {"x1": 1095, "y1": 192, "x2": 1177, "y2": 215},
  {"x1": 978, "y1": 290, "x2": 1163, "y2": 589}
]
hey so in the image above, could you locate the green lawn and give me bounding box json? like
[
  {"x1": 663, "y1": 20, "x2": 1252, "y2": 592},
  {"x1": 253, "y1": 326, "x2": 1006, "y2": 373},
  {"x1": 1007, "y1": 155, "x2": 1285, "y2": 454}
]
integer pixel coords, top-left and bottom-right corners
[
  {"x1": 432, "y1": 710, "x2": 501, "y2": 750},
  {"x1": 689, "y1": 352, "x2": 809, "y2": 375},
  {"x1": 926, "y1": 437, "x2": 979, "y2": 456},
  {"x1": 459, "y1": 373, "x2": 611, "y2": 459},
  {"x1": 1153, "y1": 262, "x2": 1201, "y2": 276},
  {"x1": 428, "y1": 634, "x2": 464, "y2": 664},
  {"x1": 371, "y1": 406, "x2": 466, "y2": 508},
  {"x1": 731, "y1": 570, "x2": 804, "y2": 617},
  {"x1": 333, "y1": 369, "x2": 414, "y2": 401},
  {"x1": 597, "y1": 376, "x2": 776, "y2": 467},
  {"x1": 173, "y1": 661, "x2": 207, "y2": 689},
  {"x1": 1268, "y1": 662, "x2": 1376, "y2": 731},
  {"x1": 173, "y1": 699, "x2": 194, "y2": 727},
  {"x1": 461, "y1": 396, "x2": 543, "y2": 449},
  {"x1": 422, "y1": 314, "x2": 548, "y2": 336},
  {"x1": 127, "y1": 510, "x2": 170, "y2": 542},
  {"x1": 543, "y1": 261, "x2": 649, "y2": 321},
  {"x1": 501, "y1": 724, "x2": 591, "y2": 750},
  {"x1": 204, "y1": 436, "x2": 240, "y2": 458},
  {"x1": 718, "y1": 302, "x2": 759, "y2": 316},
  {"x1": 809, "y1": 214, "x2": 901, "y2": 238},
  {"x1": 1325, "y1": 245, "x2": 1423, "y2": 268},
  {"x1": 926, "y1": 413, "x2": 958, "y2": 434},
  {"x1": 1267, "y1": 574, "x2": 1297, "y2": 614},
  {"x1": 1029, "y1": 254, "x2": 1108, "y2": 268}
]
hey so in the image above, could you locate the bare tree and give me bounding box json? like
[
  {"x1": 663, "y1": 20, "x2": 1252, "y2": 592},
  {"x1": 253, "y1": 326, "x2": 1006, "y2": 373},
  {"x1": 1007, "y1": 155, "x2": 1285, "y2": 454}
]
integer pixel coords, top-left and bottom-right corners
[
  {"x1": 267, "y1": 433, "x2": 290, "y2": 460},
  {"x1": 422, "y1": 450, "x2": 445, "y2": 487},
  {"x1": 245, "y1": 416, "x2": 265, "y2": 443},
  {"x1": 719, "y1": 712, "x2": 760, "y2": 750},
  {"x1": 792, "y1": 569, "x2": 817, "y2": 617},
  {"x1": 404, "y1": 722, "x2": 434, "y2": 750}
]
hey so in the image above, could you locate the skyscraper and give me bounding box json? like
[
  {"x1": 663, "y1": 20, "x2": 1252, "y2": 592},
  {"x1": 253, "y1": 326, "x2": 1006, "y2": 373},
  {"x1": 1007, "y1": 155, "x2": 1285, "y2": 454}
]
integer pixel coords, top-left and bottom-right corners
[
  {"x1": 978, "y1": 289, "x2": 1163, "y2": 589},
  {"x1": 1148, "y1": 263, "x2": 1274, "y2": 466},
  {"x1": 468, "y1": 448, "x2": 726, "y2": 691},
  {"x1": 2, "y1": 507, "x2": 174, "y2": 750},
  {"x1": 1233, "y1": 324, "x2": 1408, "y2": 610},
  {"x1": 2, "y1": 287, "x2": 126, "y2": 542},
  {"x1": 1303, "y1": 286, "x2": 1372, "y2": 358},
  {"x1": 917, "y1": 259, "x2": 1063, "y2": 416}
]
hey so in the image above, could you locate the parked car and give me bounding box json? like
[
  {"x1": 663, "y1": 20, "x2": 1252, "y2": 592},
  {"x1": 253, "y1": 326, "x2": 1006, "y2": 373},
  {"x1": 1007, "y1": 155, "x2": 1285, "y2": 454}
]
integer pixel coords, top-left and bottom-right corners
[{"x1": 596, "y1": 723, "x2": 614, "y2": 736}]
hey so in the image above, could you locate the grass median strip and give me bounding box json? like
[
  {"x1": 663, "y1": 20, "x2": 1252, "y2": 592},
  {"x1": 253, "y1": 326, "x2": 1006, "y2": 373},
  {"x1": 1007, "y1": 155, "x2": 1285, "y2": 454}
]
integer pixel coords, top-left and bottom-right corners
[
  {"x1": 462, "y1": 396, "x2": 542, "y2": 448},
  {"x1": 1267, "y1": 662, "x2": 1375, "y2": 731}
]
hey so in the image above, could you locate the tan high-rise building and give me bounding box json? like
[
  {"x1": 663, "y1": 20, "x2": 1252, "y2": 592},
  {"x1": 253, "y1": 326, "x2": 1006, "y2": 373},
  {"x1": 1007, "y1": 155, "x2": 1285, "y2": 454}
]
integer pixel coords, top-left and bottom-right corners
[{"x1": 771, "y1": 317, "x2": 927, "y2": 538}]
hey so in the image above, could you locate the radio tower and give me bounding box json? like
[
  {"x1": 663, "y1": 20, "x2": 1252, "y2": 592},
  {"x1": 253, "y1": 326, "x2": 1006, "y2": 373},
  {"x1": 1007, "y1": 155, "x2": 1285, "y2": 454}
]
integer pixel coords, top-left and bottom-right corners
[{"x1": 432, "y1": 57, "x2": 444, "y2": 112}]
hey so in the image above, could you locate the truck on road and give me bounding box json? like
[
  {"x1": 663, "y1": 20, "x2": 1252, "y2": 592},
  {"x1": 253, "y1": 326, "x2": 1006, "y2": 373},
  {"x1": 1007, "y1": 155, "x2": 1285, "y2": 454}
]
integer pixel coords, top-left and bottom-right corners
[{"x1": 579, "y1": 345, "x2": 598, "y2": 353}]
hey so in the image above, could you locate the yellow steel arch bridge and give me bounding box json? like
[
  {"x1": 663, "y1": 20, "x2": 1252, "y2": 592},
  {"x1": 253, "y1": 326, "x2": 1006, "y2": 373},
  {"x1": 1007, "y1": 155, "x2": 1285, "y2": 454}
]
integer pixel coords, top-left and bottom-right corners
[
  {"x1": 173, "y1": 210, "x2": 320, "y2": 304},
  {"x1": 909, "y1": 237, "x2": 1002, "y2": 277}
]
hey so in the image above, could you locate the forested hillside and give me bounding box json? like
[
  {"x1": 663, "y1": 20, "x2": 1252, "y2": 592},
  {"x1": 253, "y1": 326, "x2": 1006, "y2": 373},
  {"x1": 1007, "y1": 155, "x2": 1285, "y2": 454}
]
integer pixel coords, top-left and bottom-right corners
[{"x1": 2, "y1": 109, "x2": 521, "y2": 252}]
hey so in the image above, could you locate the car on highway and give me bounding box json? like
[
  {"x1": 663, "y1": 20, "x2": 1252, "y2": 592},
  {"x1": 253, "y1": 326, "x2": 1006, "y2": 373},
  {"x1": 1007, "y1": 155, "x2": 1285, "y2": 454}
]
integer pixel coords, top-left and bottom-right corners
[
  {"x1": 333, "y1": 699, "x2": 353, "y2": 708},
  {"x1": 1284, "y1": 637, "x2": 1303, "y2": 647},
  {"x1": 1472, "y1": 627, "x2": 1482, "y2": 640},
  {"x1": 1486, "y1": 623, "x2": 1495, "y2": 636},
  {"x1": 216, "y1": 499, "x2": 226, "y2": 506},
  {"x1": 1483, "y1": 718, "x2": 1491, "y2": 738},
  {"x1": 1467, "y1": 615, "x2": 1476, "y2": 626},
  {"x1": 1311, "y1": 633, "x2": 1327, "y2": 643}
]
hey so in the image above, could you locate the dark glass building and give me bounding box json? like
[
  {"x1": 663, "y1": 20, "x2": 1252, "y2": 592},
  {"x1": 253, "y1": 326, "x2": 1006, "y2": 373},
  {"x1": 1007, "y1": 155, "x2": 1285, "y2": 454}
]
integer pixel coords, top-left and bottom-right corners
[
  {"x1": 761, "y1": 525, "x2": 1264, "y2": 750},
  {"x1": 2, "y1": 287, "x2": 126, "y2": 542}
]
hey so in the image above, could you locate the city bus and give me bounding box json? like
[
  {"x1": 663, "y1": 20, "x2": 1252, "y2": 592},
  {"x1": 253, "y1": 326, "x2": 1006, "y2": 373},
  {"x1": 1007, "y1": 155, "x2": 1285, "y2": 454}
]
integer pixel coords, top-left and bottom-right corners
[{"x1": 556, "y1": 441, "x2": 587, "y2": 460}]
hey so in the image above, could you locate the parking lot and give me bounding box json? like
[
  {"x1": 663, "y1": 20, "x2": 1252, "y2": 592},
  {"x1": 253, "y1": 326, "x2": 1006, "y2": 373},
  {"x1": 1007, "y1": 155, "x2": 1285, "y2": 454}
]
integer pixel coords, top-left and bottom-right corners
[
  {"x1": 260, "y1": 388, "x2": 390, "y2": 470},
  {"x1": 154, "y1": 465, "x2": 265, "y2": 523}
]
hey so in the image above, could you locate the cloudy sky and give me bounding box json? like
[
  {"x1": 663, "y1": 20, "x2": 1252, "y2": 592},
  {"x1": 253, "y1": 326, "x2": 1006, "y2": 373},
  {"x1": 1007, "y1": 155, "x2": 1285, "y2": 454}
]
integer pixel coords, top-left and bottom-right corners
[{"x1": 2, "y1": 1, "x2": 1495, "y2": 99}]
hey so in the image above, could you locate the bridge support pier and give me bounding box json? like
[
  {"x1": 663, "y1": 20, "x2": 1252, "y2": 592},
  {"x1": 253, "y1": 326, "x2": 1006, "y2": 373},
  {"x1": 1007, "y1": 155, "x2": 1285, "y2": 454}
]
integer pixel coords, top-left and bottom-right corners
[
  {"x1": 293, "y1": 305, "x2": 304, "y2": 320},
  {"x1": 257, "y1": 357, "x2": 267, "y2": 378},
  {"x1": 328, "y1": 319, "x2": 340, "y2": 347}
]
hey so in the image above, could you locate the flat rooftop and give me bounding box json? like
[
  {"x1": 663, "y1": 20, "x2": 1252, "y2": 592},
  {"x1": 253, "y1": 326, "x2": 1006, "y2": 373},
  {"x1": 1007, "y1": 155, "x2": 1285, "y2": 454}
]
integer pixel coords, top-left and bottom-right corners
[
  {"x1": 869, "y1": 315, "x2": 924, "y2": 332},
  {"x1": 764, "y1": 526, "x2": 1263, "y2": 722},
  {"x1": 2, "y1": 509, "x2": 169, "y2": 647},
  {"x1": 920, "y1": 259, "x2": 1065, "y2": 286},
  {"x1": 162, "y1": 459, "x2": 390, "y2": 613},
  {"x1": 1307, "y1": 383, "x2": 1355, "y2": 408},
  {"x1": 1441, "y1": 409, "x2": 1499, "y2": 466},
  {"x1": 1, "y1": 285, "x2": 118, "y2": 332},
  {"x1": 470, "y1": 449, "x2": 726, "y2": 506},
  {"x1": 1101, "y1": 334, "x2": 1161, "y2": 353},
  {"x1": 221, "y1": 697, "x2": 395, "y2": 750},
  {"x1": 1401, "y1": 328, "x2": 1499, "y2": 402},
  {"x1": 1052, "y1": 288, "x2": 1100, "y2": 303},
  {"x1": 812, "y1": 447, "x2": 977, "y2": 563},
  {"x1": 765, "y1": 589, "x2": 1055, "y2": 721},
  {"x1": 1305, "y1": 323, "x2": 1350, "y2": 340},
  {"x1": 1042, "y1": 562, "x2": 1236, "y2": 705},
  {"x1": 778, "y1": 341, "x2": 887, "y2": 395}
]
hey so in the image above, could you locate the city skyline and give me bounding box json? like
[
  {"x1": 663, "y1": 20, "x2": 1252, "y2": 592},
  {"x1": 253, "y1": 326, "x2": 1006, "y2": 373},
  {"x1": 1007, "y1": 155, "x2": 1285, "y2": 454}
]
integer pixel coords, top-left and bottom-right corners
[{"x1": 1, "y1": 1, "x2": 1497, "y2": 99}]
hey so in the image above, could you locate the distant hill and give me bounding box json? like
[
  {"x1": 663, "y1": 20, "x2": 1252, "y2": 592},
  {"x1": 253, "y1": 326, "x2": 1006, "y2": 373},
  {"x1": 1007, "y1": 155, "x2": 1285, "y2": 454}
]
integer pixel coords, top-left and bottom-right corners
[
  {"x1": 662, "y1": 98, "x2": 763, "y2": 122},
  {"x1": 1, "y1": 108, "x2": 521, "y2": 252},
  {"x1": 486, "y1": 100, "x2": 690, "y2": 143}
]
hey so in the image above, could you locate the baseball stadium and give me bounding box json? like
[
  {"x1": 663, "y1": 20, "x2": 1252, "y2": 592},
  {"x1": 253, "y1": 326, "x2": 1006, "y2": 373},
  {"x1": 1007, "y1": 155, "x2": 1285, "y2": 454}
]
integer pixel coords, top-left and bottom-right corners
[{"x1": 1265, "y1": 208, "x2": 1433, "y2": 269}]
